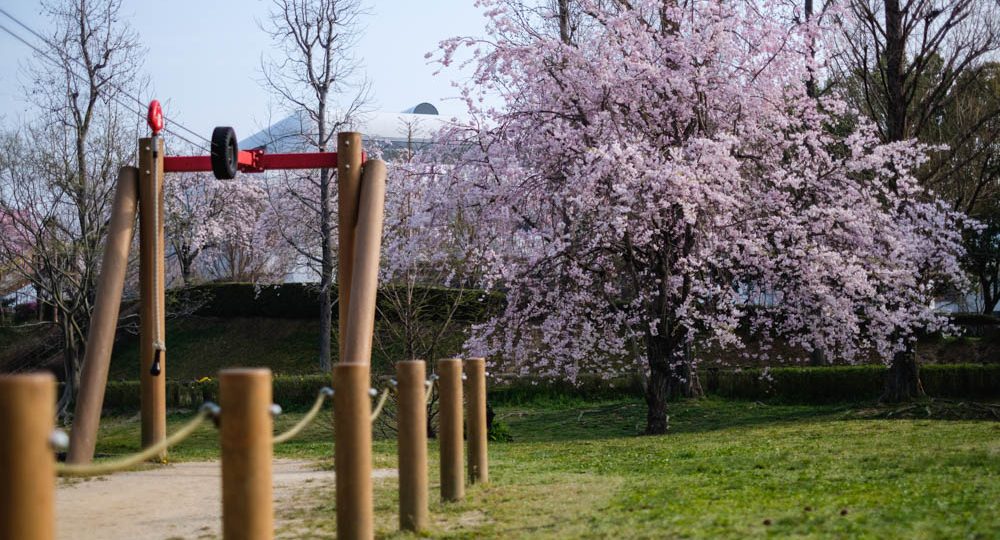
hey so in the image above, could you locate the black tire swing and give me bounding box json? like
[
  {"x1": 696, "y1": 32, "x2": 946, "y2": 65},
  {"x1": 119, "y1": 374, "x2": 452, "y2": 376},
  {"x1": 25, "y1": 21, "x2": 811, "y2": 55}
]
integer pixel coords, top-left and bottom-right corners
[{"x1": 211, "y1": 126, "x2": 239, "y2": 180}]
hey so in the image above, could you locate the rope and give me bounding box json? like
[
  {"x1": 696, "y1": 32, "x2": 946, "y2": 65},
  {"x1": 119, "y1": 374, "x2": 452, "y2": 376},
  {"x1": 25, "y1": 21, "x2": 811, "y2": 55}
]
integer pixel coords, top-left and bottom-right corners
[
  {"x1": 56, "y1": 404, "x2": 218, "y2": 477},
  {"x1": 149, "y1": 136, "x2": 165, "y2": 375},
  {"x1": 272, "y1": 388, "x2": 333, "y2": 444},
  {"x1": 370, "y1": 387, "x2": 391, "y2": 422},
  {"x1": 425, "y1": 379, "x2": 435, "y2": 403}
]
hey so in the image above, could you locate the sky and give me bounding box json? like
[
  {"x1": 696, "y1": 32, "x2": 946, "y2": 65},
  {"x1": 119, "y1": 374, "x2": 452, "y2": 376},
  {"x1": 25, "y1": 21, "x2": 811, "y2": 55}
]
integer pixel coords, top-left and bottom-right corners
[{"x1": 0, "y1": 0, "x2": 488, "y2": 144}]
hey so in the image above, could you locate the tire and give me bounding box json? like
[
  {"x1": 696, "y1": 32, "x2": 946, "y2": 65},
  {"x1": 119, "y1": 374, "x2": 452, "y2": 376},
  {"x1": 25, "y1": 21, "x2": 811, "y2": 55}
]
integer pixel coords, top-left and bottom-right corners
[{"x1": 211, "y1": 126, "x2": 239, "y2": 179}]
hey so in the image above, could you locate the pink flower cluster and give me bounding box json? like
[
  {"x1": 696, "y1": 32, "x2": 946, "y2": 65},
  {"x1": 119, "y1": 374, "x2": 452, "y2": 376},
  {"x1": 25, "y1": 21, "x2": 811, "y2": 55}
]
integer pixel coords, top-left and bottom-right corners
[{"x1": 405, "y1": 0, "x2": 968, "y2": 380}]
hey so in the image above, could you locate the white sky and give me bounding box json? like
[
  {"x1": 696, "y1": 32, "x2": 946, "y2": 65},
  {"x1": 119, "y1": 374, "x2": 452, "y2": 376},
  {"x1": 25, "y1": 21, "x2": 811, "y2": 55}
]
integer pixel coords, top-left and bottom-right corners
[{"x1": 0, "y1": 0, "x2": 487, "y2": 144}]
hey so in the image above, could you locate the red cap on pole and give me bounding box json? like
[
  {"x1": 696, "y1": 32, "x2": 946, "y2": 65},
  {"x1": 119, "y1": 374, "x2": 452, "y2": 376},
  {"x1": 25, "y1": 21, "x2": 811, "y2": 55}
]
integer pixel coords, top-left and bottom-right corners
[{"x1": 147, "y1": 100, "x2": 164, "y2": 136}]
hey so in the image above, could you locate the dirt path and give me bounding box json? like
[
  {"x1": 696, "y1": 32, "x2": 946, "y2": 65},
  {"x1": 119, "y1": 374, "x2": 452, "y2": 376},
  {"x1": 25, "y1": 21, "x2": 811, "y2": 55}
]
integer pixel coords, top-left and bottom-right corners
[{"x1": 56, "y1": 459, "x2": 396, "y2": 540}]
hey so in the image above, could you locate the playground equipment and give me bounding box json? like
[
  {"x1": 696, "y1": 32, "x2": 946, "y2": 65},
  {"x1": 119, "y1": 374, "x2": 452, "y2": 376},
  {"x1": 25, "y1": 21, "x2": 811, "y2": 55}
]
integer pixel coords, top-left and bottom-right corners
[
  {"x1": 0, "y1": 99, "x2": 491, "y2": 539},
  {"x1": 62, "y1": 100, "x2": 388, "y2": 537}
]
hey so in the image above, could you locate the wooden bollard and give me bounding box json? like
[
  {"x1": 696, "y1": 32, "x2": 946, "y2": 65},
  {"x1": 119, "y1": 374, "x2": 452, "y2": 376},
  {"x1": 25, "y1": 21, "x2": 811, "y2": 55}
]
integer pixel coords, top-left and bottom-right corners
[
  {"x1": 220, "y1": 369, "x2": 273, "y2": 540},
  {"x1": 0, "y1": 373, "x2": 56, "y2": 540},
  {"x1": 465, "y1": 358, "x2": 488, "y2": 484},
  {"x1": 334, "y1": 363, "x2": 374, "y2": 540},
  {"x1": 397, "y1": 360, "x2": 428, "y2": 531},
  {"x1": 437, "y1": 358, "x2": 464, "y2": 502}
]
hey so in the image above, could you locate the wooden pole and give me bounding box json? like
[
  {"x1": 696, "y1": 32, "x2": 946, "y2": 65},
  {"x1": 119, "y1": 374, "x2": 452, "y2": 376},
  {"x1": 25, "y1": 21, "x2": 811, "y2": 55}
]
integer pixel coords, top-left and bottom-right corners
[
  {"x1": 396, "y1": 360, "x2": 428, "y2": 532},
  {"x1": 336, "y1": 132, "x2": 363, "y2": 362},
  {"x1": 139, "y1": 136, "x2": 166, "y2": 459},
  {"x1": 465, "y1": 357, "x2": 488, "y2": 484},
  {"x1": 220, "y1": 368, "x2": 273, "y2": 540},
  {"x1": 333, "y1": 363, "x2": 373, "y2": 540},
  {"x1": 0, "y1": 373, "x2": 56, "y2": 540},
  {"x1": 68, "y1": 167, "x2": 139, "y2": 464},
  {"x1": 342, "y1": 160, "x2": 386, "y2": 365},
  {"x1": 437, "y1": 358, "x2": 464, "y2": 502}
]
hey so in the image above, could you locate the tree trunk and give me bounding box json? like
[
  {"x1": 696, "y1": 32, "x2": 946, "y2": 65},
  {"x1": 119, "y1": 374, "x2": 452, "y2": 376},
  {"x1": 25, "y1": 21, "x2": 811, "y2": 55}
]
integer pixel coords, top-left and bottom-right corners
[
  {"x1": 881, "y1": 346, "x2": 924, "y2": 402},
  {"x1": 56, "y1": 322, "x2": 82, "y2": 420},
  {"x1": 884, "y1": 0, "x2": 907, "y2": 142},
  {"x1": 557, "y1": 0, "x2": 571, "y2": 45},
  {"x1": 317, "y1": 98, "x2": 333, "y2": 372},
  {"x1": 809, "y1": 347, "x2": 828, "y2": 366},
  {"x1": 319, "y1": 284, "x2": 333, "y2": 372},
  {"x1": 981, "y1": 273, "x2": 998, "y2": 314},
  {"x1": 643, "y1": 333, "x2": 702, "y2": 435}
]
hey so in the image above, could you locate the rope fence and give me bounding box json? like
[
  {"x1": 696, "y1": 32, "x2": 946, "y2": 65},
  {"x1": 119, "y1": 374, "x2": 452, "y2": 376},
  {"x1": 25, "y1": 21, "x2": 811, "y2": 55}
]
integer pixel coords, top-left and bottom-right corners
[
  {"x1": 370, "y1": 387, "x2": 391, "y2": 422},
  {"x1": 272, "y1": 387, "x2": 333, "y2": 444},
  {"x1": 1, "y1": 360, "x2": 487, "y2": 540},
  {"x1": 54, "y1": 382, "x2": 414, "y2": 476},
  {"x1": 55, "y1": 403, "x2": 219, "y2": 477}
]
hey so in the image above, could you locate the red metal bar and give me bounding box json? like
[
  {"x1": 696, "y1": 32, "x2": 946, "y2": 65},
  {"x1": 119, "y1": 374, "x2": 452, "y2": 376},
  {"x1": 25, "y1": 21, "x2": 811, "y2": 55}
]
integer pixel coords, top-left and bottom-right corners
[
  {"x1": 163, "y1": 155, "x2": 211, "y2": 173},
  {"x1": 259, "y1": 152, "x2": 339, "y2": 170},
  {"x1": 163, "y1": 151, "x2": 364, "y2": 174}
]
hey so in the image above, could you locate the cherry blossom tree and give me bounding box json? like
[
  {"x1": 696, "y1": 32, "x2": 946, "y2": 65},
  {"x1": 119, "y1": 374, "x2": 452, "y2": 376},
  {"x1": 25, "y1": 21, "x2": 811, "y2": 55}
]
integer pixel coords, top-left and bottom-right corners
[
  {"x1": 429, "y1": 0, "x2": 967, "y2": 433},
  {"x1": 164, "y1": 171, "x2": 292, "y2": 284}
]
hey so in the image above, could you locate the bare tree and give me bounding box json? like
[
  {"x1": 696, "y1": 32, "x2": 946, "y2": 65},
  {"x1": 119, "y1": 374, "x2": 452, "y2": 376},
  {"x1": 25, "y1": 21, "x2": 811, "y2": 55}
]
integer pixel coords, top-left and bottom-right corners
[
  {"x1": 0, "y1": 0, "x2": 145, "y2": 415},
  {"x1": 260, "y1": 0, "x2": 371, "y2": 371},
  {"x1": 835, "y1": 0, "x2": 1000, "y2": 400}
]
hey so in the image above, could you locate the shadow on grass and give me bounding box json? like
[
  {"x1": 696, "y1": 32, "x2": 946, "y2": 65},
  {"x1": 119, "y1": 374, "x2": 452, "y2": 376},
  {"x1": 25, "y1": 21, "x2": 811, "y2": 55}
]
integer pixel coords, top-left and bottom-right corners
[
  {"x1": 498, "y1": 397, "x2": 852, "y2": 443},
  {"x1": 497, "y1": 396, "x2": 999, "y2": 443}
]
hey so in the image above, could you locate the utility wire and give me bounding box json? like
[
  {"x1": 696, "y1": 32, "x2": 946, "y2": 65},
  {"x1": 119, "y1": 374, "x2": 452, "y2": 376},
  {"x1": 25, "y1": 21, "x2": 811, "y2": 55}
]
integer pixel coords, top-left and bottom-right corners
[{"x1": 0, "y1": 9, "x2": 211, "y2": 150}]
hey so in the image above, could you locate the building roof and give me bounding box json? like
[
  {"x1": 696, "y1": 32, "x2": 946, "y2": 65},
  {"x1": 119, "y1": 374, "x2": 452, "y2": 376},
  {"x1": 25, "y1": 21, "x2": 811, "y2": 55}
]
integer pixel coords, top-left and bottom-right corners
[{"x1": 239, "y1": 103, "x2": 449, "y2": 154}]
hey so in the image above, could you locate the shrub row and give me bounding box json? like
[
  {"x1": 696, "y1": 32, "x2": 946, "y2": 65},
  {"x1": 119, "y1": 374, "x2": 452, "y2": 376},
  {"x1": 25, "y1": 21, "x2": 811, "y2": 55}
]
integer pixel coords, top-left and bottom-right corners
[
  {"x1": 705, "y1": 363, "x2": 1000, "y2": 402},
  {"x1": 102, "y1": 374, "x2": 333, "y2": 411},
  {"x1": 184, "y1": 282, "x2": 504, "y2": 322},
  {"x1": 95, "y1": 364, "x2": 999, "y2": 411}
]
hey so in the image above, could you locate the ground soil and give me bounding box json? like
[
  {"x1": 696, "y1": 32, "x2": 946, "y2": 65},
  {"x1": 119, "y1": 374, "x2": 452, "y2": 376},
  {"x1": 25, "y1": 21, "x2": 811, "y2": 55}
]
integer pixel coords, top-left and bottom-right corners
[{"x1": 55, "y1": 459, "x2": 395, "y2": 540}]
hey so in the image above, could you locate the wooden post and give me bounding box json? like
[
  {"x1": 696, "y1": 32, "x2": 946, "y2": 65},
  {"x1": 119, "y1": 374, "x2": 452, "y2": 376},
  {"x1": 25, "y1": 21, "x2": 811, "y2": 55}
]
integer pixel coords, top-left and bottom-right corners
[
  {"x1": 333, "y1": 363, "x2": 373, "y2": 540},
  {"x1": 220, "y1": 369, "x2": 273, "y2": 540},
  {"x1": 337, "y1": 132, "x2": 363, "y2": 361},
  {"x1": 139, "y1": 136, "x2": 166, "y2": 458},
  {"x1": 68, "y1": 167, "x2": 139, "y2": 464},
  {"x1": 333, "y1": 149, "x2": 384, "y2": 538},
  {"x1": 465, "y1": 357, "x2": 488, "y2": 484},
  {"x1": 0, "y1": 373, "x2": 56, "y2": 540},
  {"x1": 342, "y1": 160, "x2": 387, "y2": 365},
  {"x1": 437, "y1": 358, "x2": 464, "y2": 502},
  {"x1": 396, "y1": 360, "x2": 428, "y2": 532}
]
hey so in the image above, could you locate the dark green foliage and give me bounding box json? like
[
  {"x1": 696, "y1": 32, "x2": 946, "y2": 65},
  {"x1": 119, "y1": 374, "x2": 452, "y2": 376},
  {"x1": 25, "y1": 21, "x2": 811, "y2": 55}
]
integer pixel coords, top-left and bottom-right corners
[
  {"x1": 488, "y1": 365, "x2": 1000, "y2": 406},
  {"x1": 99, "y1": 374, "x2": 333, "y2": 411},
  {"x1": 921, "y1": 363, "x2": 1000, "y2": 400},
  {"x1": 707, "y1": 364, "x2": 1000, "y2": 402},
  {"x1": 93, "y1": 364, "x2": 1000, "y2": 411},
  {"x1": 186, "y1": 282, "x2": 504, "y2": 322},
  {"x1": 488, "y1": 419, "x2": 514, "y2": 442}
]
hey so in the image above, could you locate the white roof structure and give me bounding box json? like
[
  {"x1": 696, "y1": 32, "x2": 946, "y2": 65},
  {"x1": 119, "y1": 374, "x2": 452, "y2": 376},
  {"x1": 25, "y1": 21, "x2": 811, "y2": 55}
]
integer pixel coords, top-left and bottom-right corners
[{"x1": 240, "y1": 102, "x2": 449, "y2": 156}]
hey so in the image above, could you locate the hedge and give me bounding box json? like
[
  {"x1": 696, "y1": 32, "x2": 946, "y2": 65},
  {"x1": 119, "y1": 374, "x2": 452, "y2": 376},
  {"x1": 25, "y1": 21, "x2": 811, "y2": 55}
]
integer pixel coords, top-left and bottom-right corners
[
  {"x1": 94, "y1": 364, "x2": 999, "y2": 411},
  {"x1": 101, "y1": 374, "x2": 333, "y2": 411},
  {"x1": 183, "y1": 282, "x2": 504, "y2": 322},
  {"x1": 705, "y1": 364, "x2": 1000, "y2": 402}
]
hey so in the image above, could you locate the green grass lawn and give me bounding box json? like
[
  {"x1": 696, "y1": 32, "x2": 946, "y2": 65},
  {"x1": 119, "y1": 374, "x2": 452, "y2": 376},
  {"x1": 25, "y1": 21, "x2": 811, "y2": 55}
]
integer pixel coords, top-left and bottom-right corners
[{"x1": 85, "y1": 396, "x2": 1000, "y2": 538}]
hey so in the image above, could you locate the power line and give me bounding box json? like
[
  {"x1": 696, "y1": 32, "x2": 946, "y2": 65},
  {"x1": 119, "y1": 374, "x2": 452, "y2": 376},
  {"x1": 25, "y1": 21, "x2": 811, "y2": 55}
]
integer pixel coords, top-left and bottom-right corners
[
  {"x1": 0, "y1": 7, "x2": 212, "y2": 150},
  {"x1": 0, "y1": 20, "x2": 204, "y2": 150}
]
